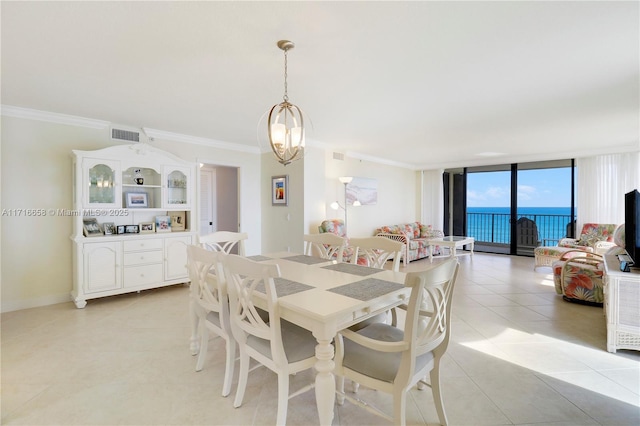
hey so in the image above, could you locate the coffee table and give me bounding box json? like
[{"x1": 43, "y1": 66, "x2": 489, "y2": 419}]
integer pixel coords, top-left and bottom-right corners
[{"x1": 426, "y1": 236, "x2": 474, "y2": 263}]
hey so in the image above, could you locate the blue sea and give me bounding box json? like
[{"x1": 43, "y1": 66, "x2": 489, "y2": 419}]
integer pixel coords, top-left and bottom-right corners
[{"x1": 466, "y1": 207, "x2": 573, "y2": 244}]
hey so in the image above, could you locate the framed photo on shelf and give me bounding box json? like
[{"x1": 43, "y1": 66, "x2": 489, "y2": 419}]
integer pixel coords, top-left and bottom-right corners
[
  {"x1": 170, "y1": 211, "x2": 186, "y2": 231},
  {"x1": 139, "y1": 222, "x2": 155, "y2": 234},
  {"x1": 271, "y1": 175, "x2": 288, "y2": 206},
  {"x1": 125, "y1": 225, "x2": 139, "y2": 234},
  {"x1": 117, "y1": 225, "x2": 126, "y2": 235},
  {"x1": 103, "y1": 222, "x2": 116, "y2": 235},
  {"x1": 83, "y1": 218, "x2": 103, "y2": 237},
  {"x1": 125, "y1": 192, "x2": 148, "y2": 208},
  {"x1": 155, "y1": 215, "x2": 171, "y2": 233}
]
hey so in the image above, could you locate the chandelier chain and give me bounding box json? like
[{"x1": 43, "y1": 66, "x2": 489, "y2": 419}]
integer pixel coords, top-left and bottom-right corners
[{"x1": 283, "y1": 49, "x2": 289, "y2": 102}]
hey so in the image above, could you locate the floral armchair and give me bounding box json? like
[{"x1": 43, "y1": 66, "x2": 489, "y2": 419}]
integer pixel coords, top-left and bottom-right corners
[
  {"x1": 552, "y1": 224, "x2": 625, "y2": 306},
  {"x1": 318, "y1": 219, "x2": 365, "y2": 264},
  {"x1": 534, "y1": 222, "x2": 618, "y2": 269}
]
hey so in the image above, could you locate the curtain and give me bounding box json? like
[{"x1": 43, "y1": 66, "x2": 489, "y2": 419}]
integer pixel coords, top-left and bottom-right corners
[
  {"x1": 576, "y1": 152, "x2": 640, "y2": 228},
  {"x1": 421, "y1": 169, "x2": 444, "y2": 231}
]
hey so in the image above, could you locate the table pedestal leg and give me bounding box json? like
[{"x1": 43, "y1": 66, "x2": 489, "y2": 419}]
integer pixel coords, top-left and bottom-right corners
[{"x1": 314, "y1": 338, "x2": 336, "y2": 426}]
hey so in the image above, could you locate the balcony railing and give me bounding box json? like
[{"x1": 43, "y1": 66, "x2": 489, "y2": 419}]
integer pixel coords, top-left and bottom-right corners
[{"x1": 467, "y1": 212, "x2": 574, "y2": 247}]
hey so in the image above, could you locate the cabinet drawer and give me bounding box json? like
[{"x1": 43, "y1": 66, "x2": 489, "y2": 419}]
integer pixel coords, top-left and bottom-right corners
[
  {"x1": 123, "y1": 264, "x2": 163, "y2": 287},
  {"x1": 123, "y1": 250, "x2": 163, "y2": 266},
  {"x1": 124, "y1": 239, "x2": 163, "y2": 252}
]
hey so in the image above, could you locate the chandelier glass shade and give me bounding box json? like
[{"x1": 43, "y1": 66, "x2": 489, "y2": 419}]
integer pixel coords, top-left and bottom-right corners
[{"x1": 266, "y1": 40, "x2": 305, "y2": 166}]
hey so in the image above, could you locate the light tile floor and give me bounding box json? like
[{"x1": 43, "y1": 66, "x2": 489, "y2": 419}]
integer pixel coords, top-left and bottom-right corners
[{"x1": 2, "y1": 253, "x2": 639, "y2": 425}]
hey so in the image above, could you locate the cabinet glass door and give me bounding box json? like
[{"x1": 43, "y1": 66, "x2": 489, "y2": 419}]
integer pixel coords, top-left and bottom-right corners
[
  {"x1": 165, "y1": 168, "x2": 190, "y2": 207},
  {"x1": 88, "y1": 163, "x2": 117, "y2": 205}
]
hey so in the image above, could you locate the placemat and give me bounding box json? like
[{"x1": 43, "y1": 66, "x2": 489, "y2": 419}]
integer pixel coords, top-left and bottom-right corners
[
  {"x1": 247, "y1": 255, "x2": 272, "y2": 262},
  {"x1": 283, "y1": 254, "x2": 330, "y2": 265},
  {"x1": 255, "y1": 278, "x2": 315, "y2": 297},
  {"x1": 328, "y1": 278, "x2": 403, "y2": 301},
  {"x1": 321, "y1": 262, "x2": 381, "y2": 276}
]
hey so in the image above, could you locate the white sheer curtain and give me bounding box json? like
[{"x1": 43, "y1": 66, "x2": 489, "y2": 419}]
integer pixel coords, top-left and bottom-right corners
[
  {"x1": 421, "y1": 169, "x2": 444, "y2": 231},
  {"x1": 576, "y1": 152, "x2": 640, "y2": 228}
]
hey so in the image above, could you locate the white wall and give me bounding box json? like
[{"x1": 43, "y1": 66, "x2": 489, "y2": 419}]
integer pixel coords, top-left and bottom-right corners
[
  {"x1": 1, "y1": 111, "x2": 423, "y2": 312},
  {"x1": 0, "y1": 115, "x2": 263, "y2": 312},
  {"x1": 321, "y1": 150, "x2": 419, "y2": 238},
  {"x1": 260, "y1": 150, "x2": 305, "y2": 254}
]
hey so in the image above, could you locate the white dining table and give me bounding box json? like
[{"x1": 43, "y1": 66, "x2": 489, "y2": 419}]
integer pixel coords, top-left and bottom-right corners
[{"x1": 248, "y1": 252, "x2": 410, "y2": 425}]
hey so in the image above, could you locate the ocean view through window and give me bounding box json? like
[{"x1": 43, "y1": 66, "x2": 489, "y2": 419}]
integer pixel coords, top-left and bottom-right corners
[
  {"x1": 457, "y1": 160, "x2": 576, "y2": 255},
  {"x1": 467, "y1": 207, "x2": 574, "y2": 245}
]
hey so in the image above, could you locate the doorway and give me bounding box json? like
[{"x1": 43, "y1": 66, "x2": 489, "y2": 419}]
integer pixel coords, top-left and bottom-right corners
[{"x1": 199, "y1": 164, "x2": 240, "y2": 236}]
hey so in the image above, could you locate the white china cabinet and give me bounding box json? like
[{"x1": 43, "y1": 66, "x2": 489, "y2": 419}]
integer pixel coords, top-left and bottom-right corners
[{"x1": 71, "y1": 144, "x2": 197, "y2": 308}]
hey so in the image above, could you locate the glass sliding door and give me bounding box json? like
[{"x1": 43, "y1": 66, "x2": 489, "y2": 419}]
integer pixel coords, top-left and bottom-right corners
[
  {"x1": 516, "y1": 160, "x2": 575, "y2": 255},
  {"x1": 445, "y1": 159, "x2": 575, "y2": 256},
  {"x1": 466, "y1": 165, "x2": 512, "y2": 254}
]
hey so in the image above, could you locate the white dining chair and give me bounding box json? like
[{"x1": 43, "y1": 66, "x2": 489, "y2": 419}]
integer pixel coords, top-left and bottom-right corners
[
  {"x1": 303, "y1": 233, "x2": 346, "y2": 262},
  {"x1": 198, "y1": 231, "x2": 248, "y2": 255},
  {"x1": 222, "y1": 253, "x2": 318, "y2": 426},
  {"x1": 186, "y1": 245, "x2": 235, "y2": 397},
  {"x1": 334, "y1": 257, "x2": 460, "y2": 426},
  {"x1": 348, "y1": 236, "x2": 404, "y2": 272}
]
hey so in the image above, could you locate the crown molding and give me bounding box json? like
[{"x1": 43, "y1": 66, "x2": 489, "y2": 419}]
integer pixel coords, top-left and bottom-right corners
[
  {"x1": 1, "y1": 105, "x2": 110, "y2": 129},
  {"x1": 143, "y1": 128, "x2": 260, "y2": 154}
]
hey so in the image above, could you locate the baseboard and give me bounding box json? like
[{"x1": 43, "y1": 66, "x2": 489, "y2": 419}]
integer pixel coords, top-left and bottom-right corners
[{"x1": 1, "y1": 292, "x2": 72, "y2": 313}]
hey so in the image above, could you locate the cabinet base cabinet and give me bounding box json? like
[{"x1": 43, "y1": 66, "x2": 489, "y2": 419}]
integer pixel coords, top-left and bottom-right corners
[
  {"x1": 72, "y1": 234, "x2": 194, "y2": 308},
  {"x1": 603, "y1": 255, "x2": 640, "y2": 353}
]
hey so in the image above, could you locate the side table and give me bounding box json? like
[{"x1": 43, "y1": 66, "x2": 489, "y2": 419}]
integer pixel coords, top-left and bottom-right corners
[
  {"x1": 603, "y1": 254, "x2": 640, "y2": 353},
  {"x1": 426, "y1": 236, "x2": 474, "y2": 263}
]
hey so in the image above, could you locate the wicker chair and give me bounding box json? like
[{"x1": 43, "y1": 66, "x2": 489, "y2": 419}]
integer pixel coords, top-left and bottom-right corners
[
  {"x1": 534, "y1": 223, "x2": 618, "y2": 270},
  {"x1": 552, "y1": 225, "x2": 626, "y2": 306}
]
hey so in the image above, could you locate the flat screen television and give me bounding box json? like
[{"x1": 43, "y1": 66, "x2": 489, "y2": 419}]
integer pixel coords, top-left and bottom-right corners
[{"x1": 624, "y1": 189, "x2": 640, "y2": 265}]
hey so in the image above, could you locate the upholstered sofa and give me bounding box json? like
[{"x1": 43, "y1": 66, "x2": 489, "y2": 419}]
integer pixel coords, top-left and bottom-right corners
[
  {"x1": 374, "y1": 222, "x2": 443, "y2": 266},
  {"x1": 533, "y1": 223, "x2": 618, "y2": 269}
]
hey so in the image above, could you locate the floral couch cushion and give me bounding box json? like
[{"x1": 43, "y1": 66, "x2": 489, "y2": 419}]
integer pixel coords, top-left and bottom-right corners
[
  {"x1": 560, "y1": 223, "x2": 617, "y2": 249},
  {"x1": 374, "y1": 221, "x2": 441, "y2": 264},
  {"x1": 553, "y1": 258, "x2": 604, "y2": 305}
]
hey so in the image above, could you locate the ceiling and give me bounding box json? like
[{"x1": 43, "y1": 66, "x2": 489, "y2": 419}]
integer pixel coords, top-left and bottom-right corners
[{"x1": 2, "y1": 1, "x2": 638, "y2": 169}]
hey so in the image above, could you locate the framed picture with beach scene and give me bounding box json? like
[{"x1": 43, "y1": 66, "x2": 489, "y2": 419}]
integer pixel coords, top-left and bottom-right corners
[{"x1": 271, "y1": 175, "x2": 288, "y2": 206}]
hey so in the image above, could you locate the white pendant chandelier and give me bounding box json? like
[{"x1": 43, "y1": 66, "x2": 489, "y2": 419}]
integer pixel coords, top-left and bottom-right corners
[{"x1": 266, "y1": 40, "x2": 305, "y2": 166}]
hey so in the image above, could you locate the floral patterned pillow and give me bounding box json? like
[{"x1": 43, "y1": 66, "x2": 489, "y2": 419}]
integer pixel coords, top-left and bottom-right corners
[{"x1": 420, "y1": 224, "x2": 434, "y2": 238}]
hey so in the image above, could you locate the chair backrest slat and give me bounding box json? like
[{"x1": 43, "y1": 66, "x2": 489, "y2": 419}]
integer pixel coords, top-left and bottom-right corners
[
  {"x1": 303, "y1": 233, "x2": 346, "y2": 262},
  {"x1": 222, "y1": 253, "x2": 289, "y2": 364},
  {"x1": 187, "y1": 245, "x2": 227, "y2": 321},
  {"x1": 348, "y1": 236, "x2": 404, "y2": 271},
  {"x1": 198, "y1": 231, "x2": 248, "y2": 255},
  {"x1": 403, "y1": 258, "x2": 459, "y2": 359}
]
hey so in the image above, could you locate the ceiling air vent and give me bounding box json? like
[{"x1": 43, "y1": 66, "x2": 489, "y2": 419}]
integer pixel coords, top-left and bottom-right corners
[
  {"x1": 333, "y1": 152, "x2": 345, "y2": 161},
  {"x1": 110, "y1": 125, "x2": 147, "y2": 143}
]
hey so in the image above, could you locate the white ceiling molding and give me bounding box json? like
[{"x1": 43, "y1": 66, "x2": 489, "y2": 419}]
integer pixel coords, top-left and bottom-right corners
[
  {"x1": 143, "y1": 127, "x2": 261, "y2": 154},
  {"x1": 1, "y1": 104, "x2": 109, "y2": 129}
]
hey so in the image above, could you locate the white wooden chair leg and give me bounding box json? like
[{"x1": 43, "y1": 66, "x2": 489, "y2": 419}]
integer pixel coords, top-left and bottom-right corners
[
  {"x1": 221, "y1": 339, "x2": 236, "y2": 397},
  {"x1": 195, "y1": 319, "x2": 208, "y2": 372},
  {"x1": 234, "y1": 351, "x2": 250, "y2": 408},
  {"x1": 430, "y1": 361, "x2": 448, "y2": 425},
  {"x1": 276, "y1": 373, "x2": 290, "y2": 426},
  {"x1": 337, "y1": 375, "x2": 346, "y2": 405},
  {"x1": 394, "y1": 388, "x2": 407, "y2": 426}
]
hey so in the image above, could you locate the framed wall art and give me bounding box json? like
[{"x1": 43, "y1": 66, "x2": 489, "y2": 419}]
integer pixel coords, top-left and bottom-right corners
[
  {"x1": 271, "y1": 175, "x2": 288, "y2": 206},
  {"x1": 125, "y1": 192, "x2": 148, "y2": 208}
]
